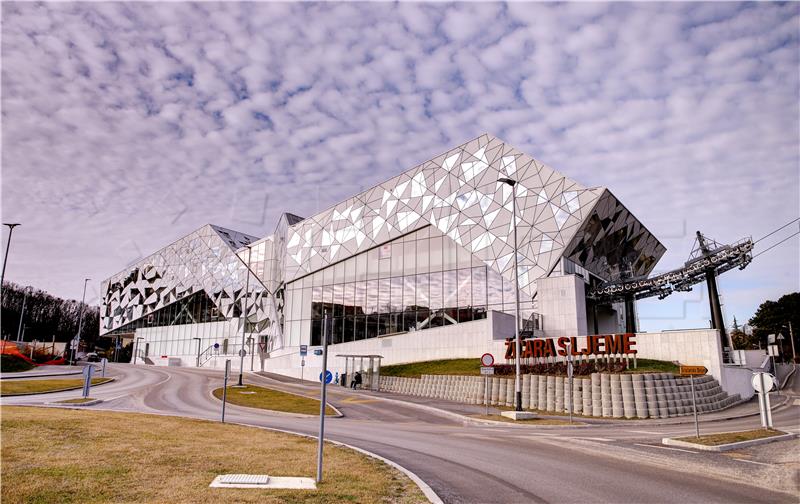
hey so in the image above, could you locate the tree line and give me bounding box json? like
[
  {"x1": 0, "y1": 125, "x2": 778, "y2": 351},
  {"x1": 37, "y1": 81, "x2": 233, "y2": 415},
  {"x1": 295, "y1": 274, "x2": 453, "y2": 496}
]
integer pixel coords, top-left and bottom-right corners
[{"x1": 1, "y1": 281, "x2": 99, "y2": 348}]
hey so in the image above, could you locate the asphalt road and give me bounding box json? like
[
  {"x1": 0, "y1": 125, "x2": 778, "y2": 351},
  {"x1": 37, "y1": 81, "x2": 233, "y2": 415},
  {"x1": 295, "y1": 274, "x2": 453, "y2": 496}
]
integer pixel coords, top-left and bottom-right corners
[{"x1": 3, "y1": 363, "x2": 798, "y2": 503}]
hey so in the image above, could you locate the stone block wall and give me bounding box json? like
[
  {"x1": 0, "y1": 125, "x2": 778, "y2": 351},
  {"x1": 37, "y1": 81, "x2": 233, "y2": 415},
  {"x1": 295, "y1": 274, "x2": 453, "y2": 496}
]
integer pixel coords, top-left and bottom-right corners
[{"x1": 379, "y1": 372, "x2": 740, "y2": 419}]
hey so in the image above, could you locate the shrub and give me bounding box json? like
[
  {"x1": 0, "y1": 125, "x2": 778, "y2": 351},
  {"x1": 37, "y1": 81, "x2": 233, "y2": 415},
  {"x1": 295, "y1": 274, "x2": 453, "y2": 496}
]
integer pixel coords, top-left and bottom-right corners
[{"x1": 0, "y1": 354, "x2": 34, "y2": 372}]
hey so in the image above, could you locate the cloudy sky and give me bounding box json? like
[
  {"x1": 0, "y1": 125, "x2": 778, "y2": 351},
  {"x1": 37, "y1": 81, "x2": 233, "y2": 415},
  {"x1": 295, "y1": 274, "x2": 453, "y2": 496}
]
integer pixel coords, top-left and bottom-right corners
[{"x1": 2, "y1": 2, "x2": 798, "y2": 331}]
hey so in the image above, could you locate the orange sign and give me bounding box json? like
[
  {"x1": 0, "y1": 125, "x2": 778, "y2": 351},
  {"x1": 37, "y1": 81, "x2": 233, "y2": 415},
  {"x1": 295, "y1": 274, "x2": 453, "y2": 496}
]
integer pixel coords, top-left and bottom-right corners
[{"x1": 679, "y1": 365, "x2": 708, "y2": 376}]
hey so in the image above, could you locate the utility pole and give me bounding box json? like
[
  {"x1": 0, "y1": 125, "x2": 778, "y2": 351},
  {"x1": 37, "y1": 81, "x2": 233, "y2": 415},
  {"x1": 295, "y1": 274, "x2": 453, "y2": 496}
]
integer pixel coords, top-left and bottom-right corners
[
  {"x1": 74, "y1": 279, "x2": 90, "y2": 364},
  {"x1": 16, "y1": 287, "x2": 28, "y2": 342}
]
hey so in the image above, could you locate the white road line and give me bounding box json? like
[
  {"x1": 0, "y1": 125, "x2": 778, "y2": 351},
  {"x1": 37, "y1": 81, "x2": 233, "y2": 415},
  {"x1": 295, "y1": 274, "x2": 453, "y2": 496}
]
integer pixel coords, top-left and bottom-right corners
[
  {"x1": 734, "y1": 459, "x2": 772, "y2": 467},
  {"x1": 568, "y1": 437, "x2": 613, "y2": 442},
  {"x1": 629, "y1": 430, "x2": 663, "y2": 435},
  {"x1": 633, "y1": 443, "x2": 699, "y2": 454}
]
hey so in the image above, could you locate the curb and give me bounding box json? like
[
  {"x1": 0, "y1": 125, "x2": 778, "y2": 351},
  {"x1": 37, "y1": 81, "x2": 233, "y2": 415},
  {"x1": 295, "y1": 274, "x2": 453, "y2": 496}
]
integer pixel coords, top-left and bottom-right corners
[
  {"x1": 207, "y1": 386, "x2": 344, "y2": 418},
  {"x1": 0, "y1": 377, "x2": 116, "y2": 397},
  {"x1": 779, "y1": 365, "x2": 796, "y2": 389},
  {"x1": 225, "y1": 421, "x2": 443, "y2": 504},
  {"x1": 1, "y1": 371, "x2": 83, "y2": 380},
  {"x1": 46, "y1": 398, "x2": 104, "y2": 407},
  {"x1": 662, "y1": 432, "x2": 798, "y2": 452}
]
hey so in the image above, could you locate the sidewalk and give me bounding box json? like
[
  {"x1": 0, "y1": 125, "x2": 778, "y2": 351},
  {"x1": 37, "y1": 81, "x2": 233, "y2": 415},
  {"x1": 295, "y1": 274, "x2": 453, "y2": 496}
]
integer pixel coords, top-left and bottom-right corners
[
  {"x1": 1, "y1": 365, "x2": 84, "y2": 380},
  {"x1": 351, "y1": 384, "x2": 792, "y2": 426}
]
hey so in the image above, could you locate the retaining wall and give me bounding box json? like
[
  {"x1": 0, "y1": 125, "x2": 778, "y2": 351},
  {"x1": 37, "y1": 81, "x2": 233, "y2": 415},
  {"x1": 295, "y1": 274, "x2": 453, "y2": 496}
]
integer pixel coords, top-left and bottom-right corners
[{"x1": 379, "y1": 372, "x2": 740, "y2": 419}]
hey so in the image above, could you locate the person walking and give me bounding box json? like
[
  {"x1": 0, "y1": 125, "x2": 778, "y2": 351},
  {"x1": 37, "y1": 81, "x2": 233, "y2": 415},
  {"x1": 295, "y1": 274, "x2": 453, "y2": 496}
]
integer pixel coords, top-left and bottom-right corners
[{"x1": 351, "y1": 371, "x2": 362, "y2": 390}]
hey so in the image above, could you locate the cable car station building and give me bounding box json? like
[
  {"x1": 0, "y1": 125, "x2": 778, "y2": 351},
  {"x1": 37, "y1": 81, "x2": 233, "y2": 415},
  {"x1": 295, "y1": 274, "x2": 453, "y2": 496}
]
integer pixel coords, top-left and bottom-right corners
[{"x1": 101, "y1": 134, "x2": 751, "y2": 397}]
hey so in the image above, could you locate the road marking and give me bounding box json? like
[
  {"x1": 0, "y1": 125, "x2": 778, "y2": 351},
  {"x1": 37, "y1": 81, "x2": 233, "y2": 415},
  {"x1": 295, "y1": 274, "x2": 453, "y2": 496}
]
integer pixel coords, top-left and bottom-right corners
[
  {"x1": 793, "y1": 399, "x2": 800, "y2": 406},
  {"x1": 734, "y1": 459, "x2": 772, "y2": 467},
  {"x1": 566, "y1": 437, "x2": 613, "y2": 442},
  {"x1": 340, "y1": 398, "x2": 381, "y2": 404},
  {"x1": 629, "y1": 430, "x2": 663, "y2": 435},
  {"x1": 633, "y1": 443, "x2": 699, "y2": 454}
]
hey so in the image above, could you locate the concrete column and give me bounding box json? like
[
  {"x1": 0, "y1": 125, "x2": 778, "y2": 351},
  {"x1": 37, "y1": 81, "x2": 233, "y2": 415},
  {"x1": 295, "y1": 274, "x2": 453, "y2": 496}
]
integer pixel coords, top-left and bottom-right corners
[
  {"x1": 610, "y1": 374, "x2": 623, "y2": 418},
  {"x1": 582, "y1": 377, "x2": 592, "y2": 415},
  {"x1": 600, "y1": 373, "x2": 612, "y2": 417},
  {"x1": 537, "y1": 374, "x2": 547, "y2": 410},
  {"x1": 644, "y1": 374, "x2": 658, "y2": 418},
  {"x1": 591, "y1": 373, "x2": 601, "y2": 417},
  {"x1": 522, "y1": 375, "x2": 531, "y2": 409},
  {"x1": 555, "y1": 376, "x2": 565, "y2": 412},
  {"x1": 621, "y1": 374, "x2": 635, "y2": 419},
  {"x1": 530, "y1": 375, "x2": 539, "y2": 410},
  {"x1": 572, "y1": 378, "x2": 582, "y2": 414},
  {"x1": 546, "y1": 375, "x2": 556, "y2": 411},
  {"x1": 655, "y1": 374, "x2": 669, "y2": 418},
  {"x1": 505, "y1": 378, "x2": 514, "y2": 407},
  {"x1": 632, "y1": 374, "x2": 648, "y2": 419},
  {"x1": 491, "y1": 377, "x2": 500, "y2": 406}
]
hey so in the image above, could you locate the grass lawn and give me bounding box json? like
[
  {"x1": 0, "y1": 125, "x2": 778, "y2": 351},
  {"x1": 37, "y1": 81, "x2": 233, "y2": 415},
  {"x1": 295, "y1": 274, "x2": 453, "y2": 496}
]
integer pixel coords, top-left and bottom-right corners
[
  {"x1": 0, "y1": 377, "x2": 112, "y2": 396},
  {"x1": 677, "y1": 429, "x2": 786, "y2": 445},
  {"x1": 0, "y1": 406, "x2": 424, "y2": 504},
  {"x1": 56, "y1": 397, "x2": 98, "y2": 404},
  {"x1": 212, "y1": 385, "x2": 337, "y2": 416},
  {"x1": 469, "y1": 414, "x2": 579, "y2": 425},
  {"x1": 625, "y1": 358, "x2": 679, "y2": 374},
  {"x1": 380, "y1": 357, "x2": 679, "y2": 378},
  {"x1": 381, "y1": 358, "x2": 481, "y2": 378}
]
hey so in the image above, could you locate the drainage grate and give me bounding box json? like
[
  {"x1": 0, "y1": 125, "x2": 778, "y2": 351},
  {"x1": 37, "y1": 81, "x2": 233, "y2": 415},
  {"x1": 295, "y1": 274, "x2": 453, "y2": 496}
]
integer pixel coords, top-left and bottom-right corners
[{"x1": 219, "y1": 474, "x2": 270, "y2": 486}]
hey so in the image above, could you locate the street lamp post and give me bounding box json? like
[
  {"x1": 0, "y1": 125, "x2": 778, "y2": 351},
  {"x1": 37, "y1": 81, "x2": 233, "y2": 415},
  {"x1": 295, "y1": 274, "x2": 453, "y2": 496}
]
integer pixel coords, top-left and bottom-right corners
[
  {"x1": 73, "y1": 278, "x2": 90, "y2": 364},
  {"x1": 237, "y1": 245, "x2": 252, "y2": 387},
  {"x1": 16, "y1": 287, "x2": 29, "y2": 342},
  {"x1": 784, "y1": 322, "x2": 796, "y2": 363},
  {"x1": 1, "y1": 223, "x2": 21, "y2": 288},
  {"x1": 498, "y1": 177, "x2": 523, "y2": 412}
]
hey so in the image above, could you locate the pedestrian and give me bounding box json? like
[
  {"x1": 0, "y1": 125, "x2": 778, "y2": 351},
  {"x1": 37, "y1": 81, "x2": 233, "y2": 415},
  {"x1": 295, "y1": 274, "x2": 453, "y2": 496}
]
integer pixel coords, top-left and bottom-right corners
[
  {"x1": 335, "y1": 371, "x2": 339, "y2": 385},
  {"x1": 352, "y1": 371, "x2": 362, "y2": 390}
]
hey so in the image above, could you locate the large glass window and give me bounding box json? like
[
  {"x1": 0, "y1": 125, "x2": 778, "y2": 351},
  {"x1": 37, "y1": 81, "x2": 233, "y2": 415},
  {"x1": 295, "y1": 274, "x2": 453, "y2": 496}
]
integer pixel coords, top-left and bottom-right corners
[{"x1": 301, "y1": 226, "x2": 510, "y2": 345}]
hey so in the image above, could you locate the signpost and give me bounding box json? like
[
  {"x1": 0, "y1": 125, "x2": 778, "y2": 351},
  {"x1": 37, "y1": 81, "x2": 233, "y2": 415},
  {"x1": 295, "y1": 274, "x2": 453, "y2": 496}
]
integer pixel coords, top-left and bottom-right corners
[
  {"x1": 300, "y1": 345, "x2": 308, "y2": 382},
  {"x1": 81, "y1": 365, "x2": 93, "y2": 398},
  {"x1": 100, "y1": 358, "x2": 107, "y2": 377},
  {"x1": 752, "y1": 372, "x2": 775, "y2": 429},
  {"x1": 480, "y1": 353, "x2": 494, "y2": 416},
  {"x1": 679, "y1": 365, "x2": 707, "y2": 438},
  {"x1": 319, "y1": 370, "x2": 333, "y2": 383},
  {"x1": 566, "y1": 345, "x2": 574, "y2": 424},
  {"x1": 221, "y1": 359, "x2": 231, "y2": 423},
  {"x1": 316, "y1": 312, "x2": 331, "y2": 483}
]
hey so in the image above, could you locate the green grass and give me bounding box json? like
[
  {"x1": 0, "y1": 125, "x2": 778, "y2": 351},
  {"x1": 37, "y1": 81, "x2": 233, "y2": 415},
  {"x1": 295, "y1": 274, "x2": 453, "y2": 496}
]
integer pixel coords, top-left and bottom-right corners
[
  {"x1": 0, "y1": 406, "x2": 424, "y2": 504},
  {"x1": 56, "y1": 397, "x2": 97, "y2": 404},
  {"x1": 381, "y1": 358, "x2": 482, "y2": 378},
  {"x1": 625, "y1": 358, "x2": 680, "y2": 374},
  {"x1": 0, "y1": 354, "x2": 35, "y2": 373},
  {"x1": 0, "y1": 377, "x2": 112, "y2": 396},
  {"x1": 380, "y1": 357, "x2": 679, "y2": 378},
  {"x1": 212, "y1": 385, "x2": 337, "y2": 416},
  {"x1": 676, "y1": 429, "x2": 786, "y2": 445}
]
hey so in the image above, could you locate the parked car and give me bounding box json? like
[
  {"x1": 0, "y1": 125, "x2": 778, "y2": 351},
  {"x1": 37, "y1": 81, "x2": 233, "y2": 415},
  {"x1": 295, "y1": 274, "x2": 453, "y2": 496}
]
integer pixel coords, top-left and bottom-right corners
[{"x1": 85, "y1": 352, "x2": 100, "y2": 362}]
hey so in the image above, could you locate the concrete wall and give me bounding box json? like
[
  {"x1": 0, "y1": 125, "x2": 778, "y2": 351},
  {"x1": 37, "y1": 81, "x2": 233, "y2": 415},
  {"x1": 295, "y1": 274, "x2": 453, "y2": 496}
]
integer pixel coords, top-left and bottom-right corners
[
  {"x1": 537, "y1": 275, "x2": 587, "y2": 338},
  {"x1": 263, "y1": 314, "x2": 507, "y2": 380}
]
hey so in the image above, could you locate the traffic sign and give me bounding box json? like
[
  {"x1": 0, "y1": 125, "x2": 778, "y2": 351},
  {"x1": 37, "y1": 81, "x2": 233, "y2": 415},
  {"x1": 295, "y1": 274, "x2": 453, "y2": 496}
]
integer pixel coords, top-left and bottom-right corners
[
  {"x1": 300, "y1": 344, "x2": 308, "y2": 356},
  {"x1": 213, "y1": 343, "x2": 220, "y2": 349},
  {"x1": 679, "y1": 365, "x2": 708, "y2": 376},
  {"x1": 238, "y1": 349, "x2": 247, "y2": 358},
  {"x1": 767, "y1": 345, "x2": 779, "y2": 356},
  {"x1": 480, "y1": 366, "x2": 494, "y2": 375},
  {"x1": 314, "y1": 349, "x2": 323, "y2": 356},
  {"x1": 751, "y1": 372, "x2": 775, "y2": 393},
  {"x1": 319, "y1": 370, "x2": 333, "y2": 383},
  {"x1": 480, "y1": 353, "x2": 494, "y2": 367}
]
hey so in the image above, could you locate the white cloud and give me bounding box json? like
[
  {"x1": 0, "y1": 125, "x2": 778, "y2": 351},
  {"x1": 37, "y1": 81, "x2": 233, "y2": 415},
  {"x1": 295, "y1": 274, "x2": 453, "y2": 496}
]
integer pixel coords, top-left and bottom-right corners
[{"x1": 0, "y1": 2, "x2": 797, "y2": 327}]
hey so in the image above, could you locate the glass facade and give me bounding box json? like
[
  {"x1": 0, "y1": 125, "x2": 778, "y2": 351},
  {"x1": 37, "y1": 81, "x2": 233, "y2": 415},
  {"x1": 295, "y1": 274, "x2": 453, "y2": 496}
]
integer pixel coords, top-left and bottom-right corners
[{"x1": 284, "y1": 225, "x2": 534, "y2": 346}]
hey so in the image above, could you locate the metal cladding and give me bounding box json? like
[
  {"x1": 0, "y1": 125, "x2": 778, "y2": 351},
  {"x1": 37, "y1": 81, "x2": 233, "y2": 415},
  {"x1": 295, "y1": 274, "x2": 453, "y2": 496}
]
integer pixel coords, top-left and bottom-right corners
[
  {"x1": 284, "y1": 134, "x2": 664, "y2": 296},
  {"x1": 100, "y1": 134, "x2": 666, "y2": 348},
  {"x1": 100, "y1": 224, "x2": 283, "y2": 348}
]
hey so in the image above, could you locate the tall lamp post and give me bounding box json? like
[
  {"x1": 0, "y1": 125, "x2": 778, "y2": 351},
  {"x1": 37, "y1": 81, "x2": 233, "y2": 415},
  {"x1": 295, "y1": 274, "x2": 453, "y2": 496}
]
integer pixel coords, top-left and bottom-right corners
[
  {"x1": 16, "y1": 287, "x2": 29, "y2": 342},
  {"x1": 1, "y1": 222, "x2": 21, "y2": 288},
  {"x1": 73, "y1": 278, "x2": 90, "y2": 364},
  {"x1": 784, "y1": 322, "x2": 796, "y2": 363},
  {"x1": 498, "y1": 177, "x2": 523, "y2": 412},
  {"x1": 237, "y1": 245, "x2": 252, "y2": 386}
]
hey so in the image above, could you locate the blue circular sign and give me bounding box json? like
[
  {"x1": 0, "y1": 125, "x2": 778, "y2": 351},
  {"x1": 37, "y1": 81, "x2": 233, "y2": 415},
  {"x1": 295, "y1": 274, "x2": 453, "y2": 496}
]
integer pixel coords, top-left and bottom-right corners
[
  {"x1": 319, "y1": 370, "x2": 333, "y2": 384},
  {"x1": 213, "y1": 343, "x2": 220, "y2": 349}
]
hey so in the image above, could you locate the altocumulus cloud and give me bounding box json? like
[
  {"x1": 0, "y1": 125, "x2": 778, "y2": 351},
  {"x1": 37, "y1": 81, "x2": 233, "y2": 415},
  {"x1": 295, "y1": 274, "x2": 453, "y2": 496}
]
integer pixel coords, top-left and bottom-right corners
[{"x1": 1, "y1": 2, "x2": 798, "y2": 329}]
